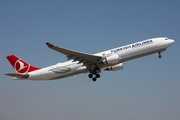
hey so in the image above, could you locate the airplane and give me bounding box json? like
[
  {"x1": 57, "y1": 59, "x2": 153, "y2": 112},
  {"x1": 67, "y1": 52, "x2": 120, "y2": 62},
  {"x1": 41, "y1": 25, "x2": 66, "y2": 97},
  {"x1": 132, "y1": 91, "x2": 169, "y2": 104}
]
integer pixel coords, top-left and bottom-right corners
[{"x1": 5, "y1": 37, "x2": 174, "y2": 81}]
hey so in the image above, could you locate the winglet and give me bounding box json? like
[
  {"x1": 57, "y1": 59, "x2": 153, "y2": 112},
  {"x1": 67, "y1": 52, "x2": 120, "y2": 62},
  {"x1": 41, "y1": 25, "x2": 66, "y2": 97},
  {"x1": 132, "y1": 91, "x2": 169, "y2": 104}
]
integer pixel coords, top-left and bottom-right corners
[{"x1": 46, "y1": 42, "x2": 54, "y2": 48}]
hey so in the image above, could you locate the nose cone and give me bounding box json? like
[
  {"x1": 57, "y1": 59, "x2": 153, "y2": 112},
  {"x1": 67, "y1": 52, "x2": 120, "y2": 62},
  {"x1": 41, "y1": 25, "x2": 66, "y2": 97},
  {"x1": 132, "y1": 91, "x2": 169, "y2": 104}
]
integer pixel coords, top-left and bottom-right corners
[
  {"x1": 169, "y1": 39, "x2": 175, "y2": 43},
  {"x1": 168, "y1": 39, "x2": 175, "y2": 46}
]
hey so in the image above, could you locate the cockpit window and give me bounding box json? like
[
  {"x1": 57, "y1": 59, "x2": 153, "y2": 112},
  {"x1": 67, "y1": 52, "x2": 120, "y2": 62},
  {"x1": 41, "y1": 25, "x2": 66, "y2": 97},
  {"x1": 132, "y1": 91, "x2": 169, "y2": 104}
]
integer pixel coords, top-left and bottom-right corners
[{"x1": 165, "y1": 38, "x2": 168, "y2": 40}]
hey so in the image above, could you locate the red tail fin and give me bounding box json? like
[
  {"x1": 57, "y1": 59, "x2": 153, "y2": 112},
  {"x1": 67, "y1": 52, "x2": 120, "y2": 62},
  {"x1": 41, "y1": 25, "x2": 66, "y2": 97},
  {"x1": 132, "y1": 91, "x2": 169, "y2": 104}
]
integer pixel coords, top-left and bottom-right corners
[{"x1": 6, "y1": 55, "x2": 40, "y2": 74}]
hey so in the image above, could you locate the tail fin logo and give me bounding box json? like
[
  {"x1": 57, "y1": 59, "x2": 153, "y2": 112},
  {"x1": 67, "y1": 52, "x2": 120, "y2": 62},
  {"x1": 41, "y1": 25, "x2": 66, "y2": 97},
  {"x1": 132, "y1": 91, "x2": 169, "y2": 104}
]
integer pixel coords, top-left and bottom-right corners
[{"x1": 14, "y1": 59, "x2": 30, "y2": 74}]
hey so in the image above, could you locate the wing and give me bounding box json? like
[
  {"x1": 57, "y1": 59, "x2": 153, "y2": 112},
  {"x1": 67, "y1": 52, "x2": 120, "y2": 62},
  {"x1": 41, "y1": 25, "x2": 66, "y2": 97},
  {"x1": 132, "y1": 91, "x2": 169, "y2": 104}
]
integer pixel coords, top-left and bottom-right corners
[{"x1": 46, "y1": 42, "x2": 102, "y2": 66}]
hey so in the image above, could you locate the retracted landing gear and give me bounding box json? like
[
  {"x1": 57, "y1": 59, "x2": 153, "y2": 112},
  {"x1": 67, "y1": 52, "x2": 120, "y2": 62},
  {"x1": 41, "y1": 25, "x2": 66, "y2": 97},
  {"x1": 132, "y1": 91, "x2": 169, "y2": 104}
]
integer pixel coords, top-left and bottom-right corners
[
  {"x1": 158, "y1": 52, "x2": 162, "y2": 58},
  {"x1": 88, "y1": 67, "x2": 101, "y2": 82}
]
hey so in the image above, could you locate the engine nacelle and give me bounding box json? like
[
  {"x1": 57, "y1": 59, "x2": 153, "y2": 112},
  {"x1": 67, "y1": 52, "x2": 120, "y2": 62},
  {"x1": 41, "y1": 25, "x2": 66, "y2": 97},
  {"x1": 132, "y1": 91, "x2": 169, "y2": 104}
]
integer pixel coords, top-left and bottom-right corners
[
  {"x1": 104, "y1": 63, "x2": 124, "y2": 71},
  {"x1": 102, "y1": 54, "x2": 121, "y2": 64}
]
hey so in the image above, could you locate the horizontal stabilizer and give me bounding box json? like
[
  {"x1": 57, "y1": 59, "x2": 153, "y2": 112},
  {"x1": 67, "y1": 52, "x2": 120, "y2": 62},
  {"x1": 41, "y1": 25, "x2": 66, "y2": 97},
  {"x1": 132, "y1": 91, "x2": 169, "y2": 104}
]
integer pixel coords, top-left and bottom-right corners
[{"x1": 5, "y1": 73, "x2": 29, "y2": 78}]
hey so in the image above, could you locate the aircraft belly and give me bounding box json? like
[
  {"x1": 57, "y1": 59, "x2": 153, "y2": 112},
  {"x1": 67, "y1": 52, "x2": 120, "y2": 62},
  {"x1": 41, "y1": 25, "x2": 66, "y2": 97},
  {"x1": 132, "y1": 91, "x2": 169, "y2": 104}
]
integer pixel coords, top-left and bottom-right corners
[
  {"x1": 50, "y1": 67, "x2": 71, "y2": 74},
  {"x1": 49, "y1": 68, "x2": 88, "y2": 80},
  {"x1": 46, "y1": 64, "x2": 86, "y2": 80}
]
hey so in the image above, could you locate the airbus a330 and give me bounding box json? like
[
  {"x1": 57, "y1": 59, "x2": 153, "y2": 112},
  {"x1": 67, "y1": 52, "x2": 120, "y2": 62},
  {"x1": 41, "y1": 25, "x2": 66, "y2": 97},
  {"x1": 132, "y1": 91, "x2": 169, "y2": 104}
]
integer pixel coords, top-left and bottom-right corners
[{"x1": 5, "y1": 37, "x2": 174, "y2": 81}]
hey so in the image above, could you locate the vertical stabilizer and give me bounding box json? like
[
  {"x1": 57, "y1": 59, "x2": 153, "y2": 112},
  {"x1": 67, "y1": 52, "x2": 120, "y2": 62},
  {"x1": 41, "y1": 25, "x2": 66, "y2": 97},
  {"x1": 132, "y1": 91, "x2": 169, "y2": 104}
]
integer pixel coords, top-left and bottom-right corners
[{"x1": 6, "y1": 55, "x2": 40, "y2": 74}]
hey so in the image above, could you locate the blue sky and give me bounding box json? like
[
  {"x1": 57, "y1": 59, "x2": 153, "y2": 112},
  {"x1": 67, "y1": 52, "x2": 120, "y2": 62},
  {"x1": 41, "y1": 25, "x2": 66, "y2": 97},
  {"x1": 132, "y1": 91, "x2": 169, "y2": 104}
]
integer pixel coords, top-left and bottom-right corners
[{"x1": 0, "y1": 0, "x2": 180, "y2": 120}]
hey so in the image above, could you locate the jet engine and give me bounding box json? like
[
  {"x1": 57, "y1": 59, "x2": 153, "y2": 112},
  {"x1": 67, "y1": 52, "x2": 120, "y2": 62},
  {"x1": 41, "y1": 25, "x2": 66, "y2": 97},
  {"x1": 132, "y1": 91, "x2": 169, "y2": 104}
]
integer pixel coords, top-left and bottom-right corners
[
  {"x1": 102, "y1": 54, "x2": 121, "y2": 64},
  {"x1": 104, "y1": 63, "x2": 124, "y2": 71}
]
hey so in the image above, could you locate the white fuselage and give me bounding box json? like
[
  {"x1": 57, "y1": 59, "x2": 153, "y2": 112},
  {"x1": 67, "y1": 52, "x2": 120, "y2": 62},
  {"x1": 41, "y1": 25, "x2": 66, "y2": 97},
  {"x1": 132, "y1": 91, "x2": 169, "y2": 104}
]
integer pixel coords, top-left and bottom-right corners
[{"x1": 14, "y1": 37, "x2": 174, "y2": 80}]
